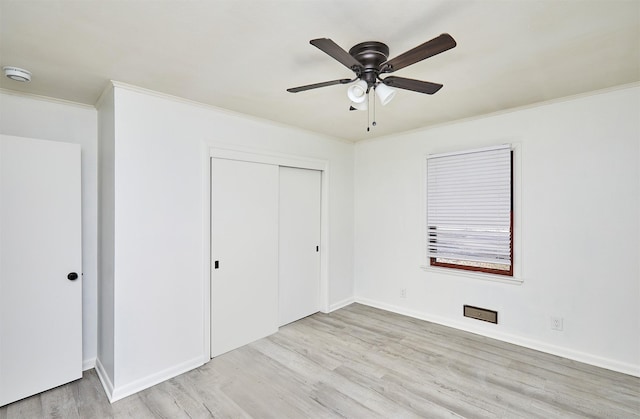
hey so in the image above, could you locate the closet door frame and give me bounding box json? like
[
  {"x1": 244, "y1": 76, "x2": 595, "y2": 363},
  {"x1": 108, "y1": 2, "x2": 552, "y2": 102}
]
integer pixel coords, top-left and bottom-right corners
[{"x1": 203, "y1": 145, "x2": 329, "y2": 361}]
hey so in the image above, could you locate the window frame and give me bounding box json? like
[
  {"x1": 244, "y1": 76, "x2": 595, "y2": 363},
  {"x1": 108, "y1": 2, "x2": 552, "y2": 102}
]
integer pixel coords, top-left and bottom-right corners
[{"x1": 422, "y1": 143, "x2": 521, "y2": 282}]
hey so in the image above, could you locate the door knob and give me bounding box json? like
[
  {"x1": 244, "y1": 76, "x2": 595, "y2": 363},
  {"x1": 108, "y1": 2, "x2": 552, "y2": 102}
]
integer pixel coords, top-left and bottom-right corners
[{"x1": 67, "y1": 272, "x2": 78, "y2": 281}]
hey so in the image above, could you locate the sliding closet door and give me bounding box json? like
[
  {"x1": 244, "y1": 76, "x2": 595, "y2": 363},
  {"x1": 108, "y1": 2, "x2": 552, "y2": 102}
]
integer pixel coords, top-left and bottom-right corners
[
  {"x1": 210, "y1": 158, "x2": 279, "y2": 357},
  {"x1": 0, "y1": 135, "x2": 82, "y2": 406},
  {"x1": 278, "y1": 167, "x2": 322, "y2": 326}
]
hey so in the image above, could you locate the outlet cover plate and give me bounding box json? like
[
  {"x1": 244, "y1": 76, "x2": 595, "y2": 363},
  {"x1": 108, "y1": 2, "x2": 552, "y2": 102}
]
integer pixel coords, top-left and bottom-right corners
[{"x1": 551, "y1": 317, "x2": 564, "y2": 331}]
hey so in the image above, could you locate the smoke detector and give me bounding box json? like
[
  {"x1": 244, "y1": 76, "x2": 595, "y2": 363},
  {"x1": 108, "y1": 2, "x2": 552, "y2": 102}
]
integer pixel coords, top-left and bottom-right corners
[{"x1": 3, "y1": 66, "x2": 31, "y2": 82}]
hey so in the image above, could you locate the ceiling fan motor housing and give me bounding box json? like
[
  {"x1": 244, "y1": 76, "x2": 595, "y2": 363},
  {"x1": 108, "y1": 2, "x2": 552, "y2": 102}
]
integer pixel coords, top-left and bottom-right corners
[{"x1": 348, "y1": 41, "x2": 389, "y2": 86}]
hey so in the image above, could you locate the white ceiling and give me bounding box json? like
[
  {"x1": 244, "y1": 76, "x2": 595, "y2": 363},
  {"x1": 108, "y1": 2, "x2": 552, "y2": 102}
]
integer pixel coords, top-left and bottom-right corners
[{"x1": 1, "y1": 0, "x2": 638, "y2": 142}]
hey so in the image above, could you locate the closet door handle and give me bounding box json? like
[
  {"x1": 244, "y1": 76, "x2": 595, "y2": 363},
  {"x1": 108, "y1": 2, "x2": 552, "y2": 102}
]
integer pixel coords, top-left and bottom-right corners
[{"x1": 67, "y1": 272, "x2": 78, "y2": 281}]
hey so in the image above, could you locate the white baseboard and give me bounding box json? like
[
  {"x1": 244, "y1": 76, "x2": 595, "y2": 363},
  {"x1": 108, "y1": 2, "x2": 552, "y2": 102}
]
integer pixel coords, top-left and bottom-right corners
[
  {"x1": 94, "y1": 357, "x2": 115, "y2": 402},
  {"x1": 355, "y1": 297, "x2": 640, "y2": 378},
  {"x1": 82, "y1": 357, "x2": 96, "y2": 371},
  {"x1": 328, "y1": 296, "x2": 355, "y2": 313},
  {"x1": 109, "y1": 356, "x2": 204, "y2": 403}
]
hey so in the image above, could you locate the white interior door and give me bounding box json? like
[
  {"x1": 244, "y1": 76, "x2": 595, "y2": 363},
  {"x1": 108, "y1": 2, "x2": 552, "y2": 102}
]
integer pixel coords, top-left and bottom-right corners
[
  {"x1": 0, "y1": 135, "x2": 82, "y2": 407},
  {"x1": 278, "y1": 167, "x2": 321, "y2": 326},
  {"x1": 211, "y1": 158, "x2": 279, "y2": 357}
]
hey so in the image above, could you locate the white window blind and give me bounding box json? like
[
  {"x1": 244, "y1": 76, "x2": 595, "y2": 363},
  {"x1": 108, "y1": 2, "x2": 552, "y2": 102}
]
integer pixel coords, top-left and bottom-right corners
[{"x1": 427, "y1": 144, "x2": 512, "y2": 266}]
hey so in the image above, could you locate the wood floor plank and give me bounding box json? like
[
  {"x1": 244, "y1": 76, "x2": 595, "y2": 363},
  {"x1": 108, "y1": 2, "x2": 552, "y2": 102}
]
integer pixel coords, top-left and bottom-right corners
[
  {"x1": 211, "y1": 349, "x2": 323, "y2": 418},
  {"x1": 136, "y1": 378, "x2": 213, "y2": 419},
  {"x1": 1, "y1": 303, "x2": 638, "y2": 418},
  {"x1": 339, "y1": 304, "x2": 640, "y2": 409},
  {"x1": 173, "y1": 363, "x2": 253, "y2": 418},
  {"x1": 338, "y1": 305, "x2": 640, "y2": 416},
  {"x1": 289, "y1": 317, "x2": 536, "y2": 417},
  {"x1": 3, "y1": 394, "x2": 43, "y2": 419},
  {"x1": 109, "y1": 393, "x2": 157, "y2": 418},
  {"x1": 216, "y1": 346, "x2": 334, "y2": 418},
  {"x1": 251, "y1": 337, "x2": 424, "y2": 418},
  {"x1": 70, "y1": 370, "x2": 115, "y2": 419},
  {"x1": 40, "y1": 384, "x2": 81, "y2": 419}
]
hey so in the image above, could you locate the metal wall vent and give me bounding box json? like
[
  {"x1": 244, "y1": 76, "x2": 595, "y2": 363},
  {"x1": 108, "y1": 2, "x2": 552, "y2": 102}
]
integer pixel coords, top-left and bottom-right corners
[{"x1": 464, "y1": 305, "x2": 498, "y2": 324}]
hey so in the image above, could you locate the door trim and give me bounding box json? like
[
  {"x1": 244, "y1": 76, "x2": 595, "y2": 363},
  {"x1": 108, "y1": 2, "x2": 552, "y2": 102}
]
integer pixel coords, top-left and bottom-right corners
[{"x1": 203, "y1": 144, "x2": 330, "y2": 360}]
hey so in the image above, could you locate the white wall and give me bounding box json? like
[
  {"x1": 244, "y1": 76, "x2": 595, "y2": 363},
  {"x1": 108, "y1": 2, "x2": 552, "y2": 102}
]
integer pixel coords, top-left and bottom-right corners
[
  {"x1": 0, "y1": 90, "x2": 98, "y2": 370},
  {"x1": 97, "y1": 83, "x2": 354, "y2": 400},
  {"x1": 354, "y1": 85, "x2": 640, "y2": 376},
  {"x1": 96, "y1": 86, "x2": 115, "y2": 384}
]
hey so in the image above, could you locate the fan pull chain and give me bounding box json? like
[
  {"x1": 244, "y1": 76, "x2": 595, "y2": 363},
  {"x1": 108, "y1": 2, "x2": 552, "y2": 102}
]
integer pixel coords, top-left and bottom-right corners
[
  {"x1": 366, "y1": 93, "x2": 371, "y2": 132},
  {"x1": 366, "y1": 90, "x2": 378, "y2": 132},
  {"x1": 372, "y1": 91, "x2": 377, "y2": 128}
]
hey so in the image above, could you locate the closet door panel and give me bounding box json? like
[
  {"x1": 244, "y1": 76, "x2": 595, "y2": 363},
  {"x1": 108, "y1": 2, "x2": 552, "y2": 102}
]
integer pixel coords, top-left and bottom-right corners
[
  {"x1": 210, "y1": 158, "x2": 279, "y2": 357},
  {"x1": 279, "y1": 167, "x2": 321, "y2": 326}
]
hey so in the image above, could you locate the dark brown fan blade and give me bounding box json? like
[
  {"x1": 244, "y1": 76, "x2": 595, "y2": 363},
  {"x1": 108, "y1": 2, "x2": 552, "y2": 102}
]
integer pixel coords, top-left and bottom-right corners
[
  {"x1": 382, "y1": 76, "x2": 443, "y2": 94},
  {"x1": 310, "y1": 38, "x2": 363, "y2": 71},
  {"x1": 381, "y1": 33, "x2": 456, "y2": 73},
  {"x1": 287, "y1": 78, "x2": 353, "y2": 93}
]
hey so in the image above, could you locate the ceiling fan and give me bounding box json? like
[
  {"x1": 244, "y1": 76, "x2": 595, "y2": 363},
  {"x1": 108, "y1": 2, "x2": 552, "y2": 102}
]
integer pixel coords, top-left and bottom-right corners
[{"x1": 287, "y1": 33, "x2": 457, "y2": 109}]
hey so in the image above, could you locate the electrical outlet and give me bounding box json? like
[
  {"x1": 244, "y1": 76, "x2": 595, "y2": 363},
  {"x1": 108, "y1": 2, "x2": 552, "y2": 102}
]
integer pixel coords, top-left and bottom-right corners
[
  {"x1": 551, "y1": 316, "x2": 563, "y2": 331},
  {"x1": 400, "y1": 288, "x2": 407, "y2": 298}
]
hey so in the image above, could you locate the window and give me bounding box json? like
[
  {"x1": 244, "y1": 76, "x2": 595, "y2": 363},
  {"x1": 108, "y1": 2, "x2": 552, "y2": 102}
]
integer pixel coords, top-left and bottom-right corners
[{"x1": 426, "y1": 144, "x2": 513, "y2": 276}]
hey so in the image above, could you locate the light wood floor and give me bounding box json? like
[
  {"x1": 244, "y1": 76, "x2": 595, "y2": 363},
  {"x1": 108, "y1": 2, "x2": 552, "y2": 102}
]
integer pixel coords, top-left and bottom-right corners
[{"x1": 1, "y1": 303, "x2": 638, "y2": 418}]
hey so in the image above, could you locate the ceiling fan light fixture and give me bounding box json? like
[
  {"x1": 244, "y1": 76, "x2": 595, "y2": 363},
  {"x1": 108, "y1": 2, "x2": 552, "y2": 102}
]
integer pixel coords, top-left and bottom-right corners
[
  {"x1": 347, "y1": 79, "x2": 368, "y2": 103},
  {"x1": 375, "y1": 83, "x2": 396, "y2": 106}
]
